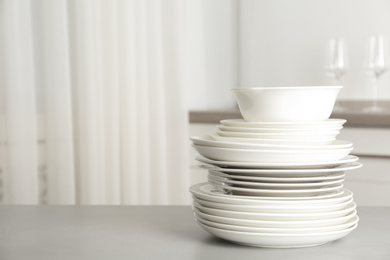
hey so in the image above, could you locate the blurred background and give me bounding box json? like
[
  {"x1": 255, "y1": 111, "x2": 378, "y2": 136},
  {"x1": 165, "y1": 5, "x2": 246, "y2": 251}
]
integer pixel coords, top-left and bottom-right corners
[{"x1": 0, "y1": 0, "x2": 389, "y2": 205}]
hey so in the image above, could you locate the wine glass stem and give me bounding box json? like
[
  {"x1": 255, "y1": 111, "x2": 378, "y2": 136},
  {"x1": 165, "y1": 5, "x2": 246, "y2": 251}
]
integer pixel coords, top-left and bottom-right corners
[{"x1": 372, "y1": 76, "x2": 379, "y2": 109}]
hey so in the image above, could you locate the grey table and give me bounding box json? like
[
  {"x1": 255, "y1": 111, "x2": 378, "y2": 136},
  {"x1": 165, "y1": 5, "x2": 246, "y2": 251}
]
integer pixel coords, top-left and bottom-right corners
[{"x1": 0, "y1": 206, "x2": 389, "y2": 260}]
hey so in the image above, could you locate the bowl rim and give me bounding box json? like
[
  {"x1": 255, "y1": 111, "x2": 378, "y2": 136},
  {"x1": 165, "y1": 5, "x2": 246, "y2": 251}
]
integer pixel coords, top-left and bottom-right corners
[{"x1": 231, "y1": 86, "x2": 343, "y2": 91}]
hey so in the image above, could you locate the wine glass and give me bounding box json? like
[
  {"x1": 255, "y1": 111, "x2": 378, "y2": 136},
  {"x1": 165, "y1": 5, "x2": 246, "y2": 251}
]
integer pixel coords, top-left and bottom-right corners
[
  {"x1": 364, "y1": 34, "x2": 389, "y2": 112},
  {"x1": 325, "y1": 37, "x2": 347, "y2": 111}
]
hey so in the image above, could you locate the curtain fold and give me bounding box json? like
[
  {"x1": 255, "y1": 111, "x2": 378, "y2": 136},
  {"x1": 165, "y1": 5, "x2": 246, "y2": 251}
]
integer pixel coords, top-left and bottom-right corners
[{"x1": 0, "y1": 0, "x2": 190, "y2": 205}]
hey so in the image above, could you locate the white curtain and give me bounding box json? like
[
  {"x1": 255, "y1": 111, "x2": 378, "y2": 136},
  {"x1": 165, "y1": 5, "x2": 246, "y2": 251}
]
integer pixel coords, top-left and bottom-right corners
[{"x1": 0, "y1": 0, "x2": 190, "y2": 205}]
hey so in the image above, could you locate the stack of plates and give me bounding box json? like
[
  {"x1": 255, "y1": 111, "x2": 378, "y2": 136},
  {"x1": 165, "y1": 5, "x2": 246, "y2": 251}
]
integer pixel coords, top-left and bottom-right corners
[{"x1": 189, "y1": 118, "x2": 362, "y2": 248}]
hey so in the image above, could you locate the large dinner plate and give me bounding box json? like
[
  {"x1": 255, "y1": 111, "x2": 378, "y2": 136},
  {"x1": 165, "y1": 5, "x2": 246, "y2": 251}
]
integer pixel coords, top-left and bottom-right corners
[
  {"x1": 190, "y1": 183, "x2": 352, "y2": 205},
  {"x1": 208, "y1": 174, "x2": 344, "y2": 188},
  {"x1": 195, "y1": 155, "x2": 359, "y2": 169},
  {"x1": 192, "y1": 145, "x2": 353, "y2": 163},
  {"x1": 198, "y1": 161, "x2": 361, "y2": 175},
  {"x1": 191, "y1": 135, "x2": 353, "y2": 150},
  {"x1": 194, "y1": 213, "x2": 359, "y2": 234},
  {"x1": 193, "y1": 201, "x2": 356, "y2": 221},
  {"x1": 193, "y1": 196, "x2": 353, "y2": 213},
  {"x1": 209, "y1": 180, "x2": 343, "y2": 197},
  {"x1": 207, "y1": 169, "x2": 346, "y2": 182},
  {"x1": 196, "y1": 220, "x2": 357, "y2": 248},
  {"x1": 192, "y1": 206, "x2": 358, "y2": 228}
]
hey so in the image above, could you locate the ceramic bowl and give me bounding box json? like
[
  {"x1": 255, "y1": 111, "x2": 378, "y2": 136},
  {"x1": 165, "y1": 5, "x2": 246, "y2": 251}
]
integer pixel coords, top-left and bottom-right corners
[{"x1": 231, "y1": 86, "x2": 342, "y2": 122}]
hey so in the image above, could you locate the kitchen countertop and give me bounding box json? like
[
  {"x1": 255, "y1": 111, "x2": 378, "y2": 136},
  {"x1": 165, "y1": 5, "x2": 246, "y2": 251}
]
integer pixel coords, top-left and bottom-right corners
[
  {"x1": 0, "y1": 205, "x2": 389, "y2": 259},
  {"x1": 189, "y1": 100, "x2": 390, "y2": 127}
]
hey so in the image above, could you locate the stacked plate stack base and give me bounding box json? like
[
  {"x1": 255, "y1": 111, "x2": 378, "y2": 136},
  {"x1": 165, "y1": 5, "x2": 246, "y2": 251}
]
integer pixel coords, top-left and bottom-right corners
[{"x1": 189, "y1": 86, "x2": 362, "y2": 248}]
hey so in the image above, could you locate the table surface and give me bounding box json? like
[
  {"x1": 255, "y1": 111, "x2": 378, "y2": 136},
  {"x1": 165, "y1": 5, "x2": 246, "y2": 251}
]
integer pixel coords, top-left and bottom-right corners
[{"x1": 0, "y1": 206, "x2": 389, "y2": 260}]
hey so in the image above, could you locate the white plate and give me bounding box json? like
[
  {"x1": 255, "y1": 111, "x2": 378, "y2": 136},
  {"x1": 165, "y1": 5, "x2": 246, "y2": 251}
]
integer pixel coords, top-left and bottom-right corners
[
  {"x1": 217, "y1": 130, "x2": 340, "y2": 141},
  {"x1": 190, "y1": 183, "x2": 353, "y2": 205},
  {"x1": 196, "y1": 220, "x2": 357, "y2": 248},
  {"x1": 199, "y1": 162, "x2": 362, "y2": 176},
  {"x1": 195, "y1": 213, "x2": 359, "y2": 234},
  {"x1": 208, "y1": 169, "x2": 346, "y2": 182},
  {"x1": 191, "y1": 135, "x2": 353, "y2": 150},
  {"x1": 193, "y1": 201, "x2": 356, "y2": 221},
  {"x1": 212, "y1": 133, "x2": 335, "y2": 145},
  {"x1": 220, "y1": 119, "x2": 346, "y2": 129},
  {"x1": 193, "y1": 145, "x2": 353, "y2": 163},
  {"x1": 208, "y1": 174, "x2": 344, "y2": 188},
  {"x1": 193, "y1": 206, "x2": 358, "y2": 228},
  {"x1": 218, "y1": 125, "x2": 343, "y2": 134},
  {"x1": 193, "y1": 196, "x2": 353, "y2": 213},
  {"x1": 195, "y1": 155, "x2": 359, "y2": 169},
  {"x1": 210, "y1": 180, "x2": 344, "y2": 197}
]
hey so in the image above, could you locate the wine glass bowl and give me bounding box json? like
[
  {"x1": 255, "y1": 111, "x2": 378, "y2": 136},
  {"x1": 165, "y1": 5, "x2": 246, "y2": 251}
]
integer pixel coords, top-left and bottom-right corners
[
  {"x1": 364, "y1": 35, "x2": 389, "y2": 112},
  {"x1": 325, "y1": 38, "x2": 347, "y2": 84},
  {"x1": 325, "y1": 37, "x2": 347, "y2": 111}
]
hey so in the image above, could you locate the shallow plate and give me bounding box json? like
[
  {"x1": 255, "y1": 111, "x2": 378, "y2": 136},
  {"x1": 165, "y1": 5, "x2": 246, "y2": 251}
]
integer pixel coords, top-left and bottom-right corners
[
  {"x1": 190, "y1": 183, "x2": 352, "y2": 205},
  {"x1": 208, "y1": 174, "x2": 344, "y2": 188},
  {"x1": 210, "y1": 180, "x2": 344, "y2": 197},
  {"x1": 193, "y1": 145, "x2": 353, "y2": 163},
  {"x1": 218, "y1": 125, "x2": 343, "y2": 134},
  {"x1": 192, "y1": 206, "x2": 358, "y2": 228},
  {"x1": 191, "y1": 135, "x2": 353, "y2": 150},
  {"x1": 220, "y1": 119, "x2": 347, "y2": 129},
  {"x1": 190, "y1": 183, "x2": 350, "y2": 204},
  {"x1": 195, "y1": 155, "x2": 359, "y2": 169},
  {"x1": 193, "y1": 196, "x2": 353, "y2": 213},
  {"x1": 193, "y1": 201, "x2": 356, "y2": 221},
  {"x1": 195, "y1": 213, "x2": 359, "y2": 233},
  {"x1": 196, "y1": 220, "x2": 357, "y2": 248},
  {"x1": 208, "y1": 170, "x2": 346, "y2": 182},
  {"x1": 212, "y1": 134, "x2": 335, "y2": 145},
  {"x1": 199, "y1": 162, "x2": 362, "y2": 176},
  {"x1": 217, "y1": 130, "x2": 340, "y2": 141}
]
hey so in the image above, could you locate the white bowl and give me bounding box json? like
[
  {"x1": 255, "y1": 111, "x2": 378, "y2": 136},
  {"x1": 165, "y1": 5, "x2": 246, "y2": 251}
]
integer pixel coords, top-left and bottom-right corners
[
  {"x1": 192, "y1": 144, "x2": 353, "y2": 163},
  {"x1": 232, "y1": 86, "x2": 342, "y2": 122}
]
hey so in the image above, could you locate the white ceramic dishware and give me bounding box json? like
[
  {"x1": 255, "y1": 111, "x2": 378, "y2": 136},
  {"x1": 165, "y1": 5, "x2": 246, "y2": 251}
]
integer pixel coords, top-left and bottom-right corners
[
  {"x1": 193, "y1": 201, "x2": 356, "y2": 221},
  {"x1": 191, "y1": 135, "x2": 353, "y2": 150},
  {"x1": 211, "y1": 134, "x2": 335, "y2": 145},
  {"x1": 195, "y1": 155, "x2": 359, "y2": 169},
  {"x1": 192, "y1": 206, "x2": 358, "y2": 228},
  {"x1": 194, "y1": 213, "x2": 359, "y2": 234},
  {"x1": 218, "y1": 125, "x2": 343, "y2": 134},
  {"x1": 216, "y1": 130, "x2": 340, "y2": 141},
  {"x1": 209, "y1": 180, "x2": 343, "y2": 197},
  {"x1": 193, "y1": 145, "x2": 353, "y2": 163},
  {"x1": 193, "y1": 196, "x2": 353, "y2": 214},
  {"x1": 207, "y1": 174, "x2": 344, "y2": 188},
  {"x1": 207, "y1": 169, "x2": 346, "y2": 182},
  {"x1": 231, "y1": 86, "x2": 342, "y2": 122},
  {"x1": 220, "y1": 119, "x2": 346, "y2": 129},
  {"x1": 189, "y1": 183, "x2": 353, "y2": 206},
  {"x1": 196, "y1": 220, "x2": 357, "y2": 248}
]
